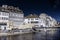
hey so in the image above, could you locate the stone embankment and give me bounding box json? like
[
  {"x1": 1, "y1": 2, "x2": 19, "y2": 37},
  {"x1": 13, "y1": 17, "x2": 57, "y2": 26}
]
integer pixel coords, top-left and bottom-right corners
[
  {"x1": 0, "y1": 32, "x2": 32, "y2": 36},
  {"x1": 0, "y1": 29, "x2": 32, "y2": 36},
  {"x1": 0, "y1": 25, "x2": 60, "y2": 36}
]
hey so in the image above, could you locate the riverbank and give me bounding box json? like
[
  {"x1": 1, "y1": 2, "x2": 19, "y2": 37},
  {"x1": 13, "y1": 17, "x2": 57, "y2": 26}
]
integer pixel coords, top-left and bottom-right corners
[
  {"x1": 0, "y1": 29, "x2": 60, "y2": 40},
  {"x1": 0, "y1": 28, "x2": 33, "y2": 36},
  {"x1": 0, "y1": 31, "x2": 32, "y2": 36},
  {"x1": 0, "y1": 27, "x2": 60, "y2": 36}
]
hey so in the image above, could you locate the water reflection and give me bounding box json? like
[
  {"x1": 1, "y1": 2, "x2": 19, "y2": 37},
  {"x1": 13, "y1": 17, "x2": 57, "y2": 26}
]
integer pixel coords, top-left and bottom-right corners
[{"x1": 0, "y1": 28, "x2": 60, "y2": 40}]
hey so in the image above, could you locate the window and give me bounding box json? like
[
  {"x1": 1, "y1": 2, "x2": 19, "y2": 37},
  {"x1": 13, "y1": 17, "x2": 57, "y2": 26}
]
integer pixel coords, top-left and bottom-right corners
[
  {"x1": 35, "y1": 18, "x2": 38, "y2": 20},
  {"x1": 31, "y1": 21, "x2": 38, "y2": 23},
  {"x1": 9, "y1": 13, "x2": 13, "y2": 16},
  {"x1": 28, "y1": 22, "x2": 29, "y2": 23},
  {"x1": 2, "y1": 17, "x2": 8, "y2": 20},
  {"x1": 0, "y1": 23, "x2": 7, "y2": 25},
  {"x1": 2, "y1": 12, "x2": 9, "y2": 16},
  {"x1": 0, "y1": 12, "x2": 1, "y2": 15},
  {"x1": 28, "y1": 18, "x2": 30, "y2": 20},
  {"x1": 31, "y1": 18, "x2": 34, "y2": 20}
]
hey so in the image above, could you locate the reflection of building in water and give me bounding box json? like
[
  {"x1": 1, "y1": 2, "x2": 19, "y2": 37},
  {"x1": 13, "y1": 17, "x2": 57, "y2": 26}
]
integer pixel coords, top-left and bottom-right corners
[{"x1": 0, "y1": 5, "x2": 24, "y2": 30}]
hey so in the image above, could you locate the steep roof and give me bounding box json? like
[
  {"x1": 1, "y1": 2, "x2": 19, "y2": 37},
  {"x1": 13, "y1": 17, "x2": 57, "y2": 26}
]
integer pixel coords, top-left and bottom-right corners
[
  {"x1": 25, "y1": 14, "x2": 39, "y2": 18},
  {"x1": 0, "y1": 5, "x2": 23, "y2": 13}
]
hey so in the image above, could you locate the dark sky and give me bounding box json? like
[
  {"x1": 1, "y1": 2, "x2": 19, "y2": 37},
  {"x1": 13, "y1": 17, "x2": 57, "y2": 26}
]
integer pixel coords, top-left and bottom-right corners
[{"x1": 0, "y1": 0, "x2": 60, "y2": 21}]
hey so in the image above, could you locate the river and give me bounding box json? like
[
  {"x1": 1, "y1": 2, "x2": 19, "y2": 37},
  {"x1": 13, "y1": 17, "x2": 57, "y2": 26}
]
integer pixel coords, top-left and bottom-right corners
[{"x1": 0, "y1": 28, "x2": 60, "y2": 40}]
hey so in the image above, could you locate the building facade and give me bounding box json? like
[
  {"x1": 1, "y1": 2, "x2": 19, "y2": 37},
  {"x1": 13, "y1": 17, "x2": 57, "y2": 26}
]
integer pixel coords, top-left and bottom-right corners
[
  {"x1": 24, "y1": 14, "x2": 39, "y2": 27},
  {"x1": 39, "y1": 13, "x2": 57, "y2": 27},
  {"x1": 24, "y1": 13, "x2": 57, "y2": 27},
  {"x1": 0, "y1": 5, "x2": 24, "y2": 30}
]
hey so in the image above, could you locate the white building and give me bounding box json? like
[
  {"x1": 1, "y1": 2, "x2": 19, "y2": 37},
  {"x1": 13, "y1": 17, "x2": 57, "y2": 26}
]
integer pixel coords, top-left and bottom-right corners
[
  {"x1": 24, "y1": 14, "x2": 39, "y2": 27},
  {"x1": 24, "y1": 13, "x2": 57, "y2": 27},
  {"x1": 39, "y1": 13, "x2": 57, "y2": 27},
  {"x1": 0, "y1": 5, "x2": 24, "y2": 30}
]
